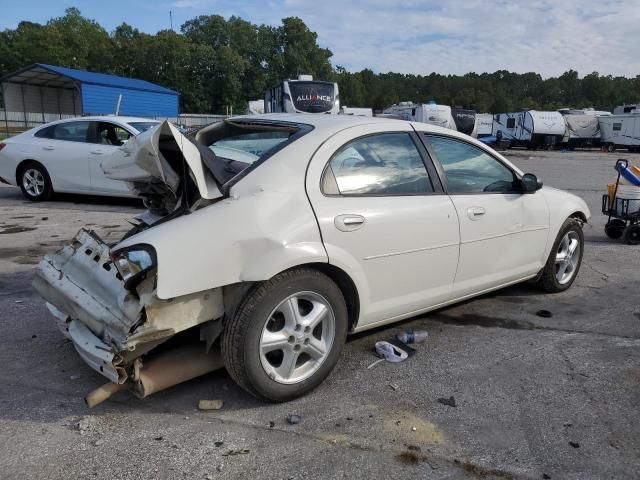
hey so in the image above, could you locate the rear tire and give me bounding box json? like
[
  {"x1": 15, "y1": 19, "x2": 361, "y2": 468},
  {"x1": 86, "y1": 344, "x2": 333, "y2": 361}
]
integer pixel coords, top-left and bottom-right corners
[
  {"x1": 624, "y1": 224, "x2": 640, "y2": 245},
  {"x1": 222, "y1": 268, "x2": 348, "y2": 402},
  {"x1": 537, "y1": 218, "x2": 584, "y2": 293},
  {"x1": 17, "y1": 162, "x2": 53, "y2": 201}
]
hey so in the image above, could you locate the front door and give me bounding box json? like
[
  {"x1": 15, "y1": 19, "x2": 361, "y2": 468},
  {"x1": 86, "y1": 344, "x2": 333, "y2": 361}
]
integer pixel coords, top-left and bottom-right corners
[
  {"x1": 422, "y1": 134, "x2": 549, "y2": 298},
  {"x1": 87, "y1": 121, "x2": 135, "y2": 194},
  {"x1": 306, "y1": 124, "x2": 460, "y2": 328}
]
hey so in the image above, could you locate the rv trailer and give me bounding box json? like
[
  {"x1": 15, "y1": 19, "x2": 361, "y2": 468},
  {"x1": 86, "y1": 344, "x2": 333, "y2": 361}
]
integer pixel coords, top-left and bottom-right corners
[
  {"x1": 339, "y1": 106, "x2": 373, "y2": 116},
  {"x1": 493, "y1": 110, "x2": 565, "y2": 149},
  {"x1": 559, "y1": 111, "x2": 602, "y2": 148},
  {"x1": 451, "y1": 108, "x2": 477, "y2": 135},
  {"x1": 613, "y1": 104, "x2": 640, "y2": 115},
  {"x1": 473, "y1": 113, "x2": 494, "y2": 138},
  {"x1": 264, "y1": 75, "x2": 340, "y2": 114},
  {"x1": 599, "y1": 114, "x2": 640, "y2": 152},
  {"x1": 383, "y1": 102, "x2": 457, "y2": 130}
]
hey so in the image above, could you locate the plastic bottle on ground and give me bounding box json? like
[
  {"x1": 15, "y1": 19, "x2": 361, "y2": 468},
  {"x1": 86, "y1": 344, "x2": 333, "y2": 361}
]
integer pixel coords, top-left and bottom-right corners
[{"x1": 395, "y1": 330, "x2": 429, "y2": 344}]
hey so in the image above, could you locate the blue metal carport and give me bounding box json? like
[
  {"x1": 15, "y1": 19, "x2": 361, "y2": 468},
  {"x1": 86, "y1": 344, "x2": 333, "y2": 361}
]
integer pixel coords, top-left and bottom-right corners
[{"x1": 0, "y1": 63, "x2": 179, "y2": 119}]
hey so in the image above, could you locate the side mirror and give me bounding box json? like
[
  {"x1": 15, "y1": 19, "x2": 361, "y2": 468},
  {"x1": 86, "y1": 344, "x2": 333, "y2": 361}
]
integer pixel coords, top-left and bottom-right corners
[{"x1": 521, "y1": 173, "x2": 542, "y2": 193}]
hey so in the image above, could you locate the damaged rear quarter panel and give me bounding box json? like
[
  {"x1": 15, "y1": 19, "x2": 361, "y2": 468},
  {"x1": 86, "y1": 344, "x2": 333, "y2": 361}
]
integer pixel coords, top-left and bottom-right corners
[{"x1": 115, "y1": 147, "x2": 329, "y2": 299}]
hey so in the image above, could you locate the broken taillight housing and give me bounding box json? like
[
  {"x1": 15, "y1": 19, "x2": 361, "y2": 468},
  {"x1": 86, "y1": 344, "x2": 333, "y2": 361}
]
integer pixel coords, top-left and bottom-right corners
[{"x1": 110, "y1": 245, "x2": 157, "y2": 289}]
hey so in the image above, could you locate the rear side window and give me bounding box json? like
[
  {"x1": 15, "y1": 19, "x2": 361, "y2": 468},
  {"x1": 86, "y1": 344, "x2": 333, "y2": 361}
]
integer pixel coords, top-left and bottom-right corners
[
  {"x1": 426, "y1": 136, "x2": 516, "y2": 194},
  {"x1": 35, "y1": 125, "x2": 55, "y2": 139},
  {"x1": 324, "y1": 133, "x2": 433, "y2": 195},
  {"x1": 51, "y1": 121, "x2": 90, "y2": 143}
]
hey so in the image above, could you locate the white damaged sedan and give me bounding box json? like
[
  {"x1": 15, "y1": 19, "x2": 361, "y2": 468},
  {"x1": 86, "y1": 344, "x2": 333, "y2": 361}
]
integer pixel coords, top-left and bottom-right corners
[{"x1": 33, "y1": 114, "x2": 590, "y2": 404}]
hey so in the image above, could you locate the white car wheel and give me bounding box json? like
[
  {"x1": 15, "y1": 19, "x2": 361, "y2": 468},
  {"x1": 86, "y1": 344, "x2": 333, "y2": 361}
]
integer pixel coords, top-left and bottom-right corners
[
  {"x1": 222, "y1": 268, "x2": 348, "y2": 401},
  {"x1": 18, "y1": 163, "x2": 53, "y2": 201}
]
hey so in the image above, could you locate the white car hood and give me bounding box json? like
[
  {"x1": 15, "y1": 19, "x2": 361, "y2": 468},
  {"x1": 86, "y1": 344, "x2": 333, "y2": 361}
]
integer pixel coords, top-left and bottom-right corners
[{"x1": 101, "y1": 121, "x2": 222, "y2": 202}]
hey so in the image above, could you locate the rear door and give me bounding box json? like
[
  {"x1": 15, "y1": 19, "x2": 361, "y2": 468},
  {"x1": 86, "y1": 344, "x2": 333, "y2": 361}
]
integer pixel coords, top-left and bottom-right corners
[
  {"x1": 87, "y1": 121, "x2": 134, "y2": 195},
  {"x1": 421, "y1": 134, "x2": 549, "y2": 298},
  {"x1": 306, "y1": 123, "x2": 460, "y2": 328},
  {"x1": 32, "y1": 120, "x2": 94, "y2": 192}
]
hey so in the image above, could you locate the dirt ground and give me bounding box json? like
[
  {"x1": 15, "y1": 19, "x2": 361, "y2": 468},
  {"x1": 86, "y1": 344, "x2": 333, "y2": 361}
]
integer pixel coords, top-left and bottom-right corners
[{"x1": 0, "y1": 148, "x2": 638, "y2": 479}]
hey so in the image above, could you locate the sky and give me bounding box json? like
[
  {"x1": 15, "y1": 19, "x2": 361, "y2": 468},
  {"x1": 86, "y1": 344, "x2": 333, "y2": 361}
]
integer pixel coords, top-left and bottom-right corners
[{"x1": 2, "y1": 0, "x2": 640, "y2": 78}]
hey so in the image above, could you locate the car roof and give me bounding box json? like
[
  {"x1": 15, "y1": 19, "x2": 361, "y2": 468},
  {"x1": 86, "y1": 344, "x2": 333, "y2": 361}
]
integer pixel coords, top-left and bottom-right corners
[
  {"x1": 54, "y1": 116, "x2": 159, "y2": 123},
  {"x1": 229, "y1": 113, "x2": 473, "y2": 141}
]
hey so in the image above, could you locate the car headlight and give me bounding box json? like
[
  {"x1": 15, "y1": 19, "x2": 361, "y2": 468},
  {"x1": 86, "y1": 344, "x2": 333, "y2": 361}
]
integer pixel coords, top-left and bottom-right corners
[{"x1": 110, "y1": 245, "x2": 156, "y2": 289}]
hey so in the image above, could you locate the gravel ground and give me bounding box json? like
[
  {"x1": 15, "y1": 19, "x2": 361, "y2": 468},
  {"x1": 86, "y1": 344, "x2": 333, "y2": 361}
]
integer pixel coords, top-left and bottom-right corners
[{"x1": 0, "y1": 149, "x2": 638, "y2": 479}]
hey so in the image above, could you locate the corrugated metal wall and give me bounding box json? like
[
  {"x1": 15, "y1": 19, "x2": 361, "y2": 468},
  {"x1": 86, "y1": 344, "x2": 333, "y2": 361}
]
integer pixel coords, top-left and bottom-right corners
[
  {"x1": 81, "y1": 84, "x2": 178, "y2": 117},
  {"x1": 3, "y1": 83, "x2": 80, "y2": 114}
]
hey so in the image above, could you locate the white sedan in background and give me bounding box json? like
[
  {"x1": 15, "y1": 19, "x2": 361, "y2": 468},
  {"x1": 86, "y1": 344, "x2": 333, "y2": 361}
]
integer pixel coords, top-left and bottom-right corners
[
  {"x1": 0, "y1": 116, "x2": 159, "y2": 201},
  {"x1": 34, "y1": 115, "x2": 590, "y2": 405}
]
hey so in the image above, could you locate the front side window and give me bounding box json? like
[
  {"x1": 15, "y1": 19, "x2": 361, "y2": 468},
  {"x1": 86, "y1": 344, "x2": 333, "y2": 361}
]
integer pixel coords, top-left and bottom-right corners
[
  {"x1": 426, "y1": 136, "x2": 517, "y2": 194},
  {"x1": 35, "y1": 125, "x2": 55, "y2": 139},
  {"x1": 324, "y1": 133, "x2": 433, "y2": 195},
  {"x1": 52, "y1": 121, "x2": 91, "y2": 143},
  {"x1": 94, "y1": 122, "x2": 131, "y2": 146}
]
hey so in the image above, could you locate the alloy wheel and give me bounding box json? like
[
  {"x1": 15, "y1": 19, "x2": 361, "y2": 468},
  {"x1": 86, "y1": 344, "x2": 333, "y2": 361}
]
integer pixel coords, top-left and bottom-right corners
[
  {"x1": 555, "y1": 231, "x2": 581, "y2": 285},
  {"x1": 22, "y1": 168, "x2": 45, "y2": 197},
  {"x1": 259, "y1": 292, "x2": 336, "y2": 385}
]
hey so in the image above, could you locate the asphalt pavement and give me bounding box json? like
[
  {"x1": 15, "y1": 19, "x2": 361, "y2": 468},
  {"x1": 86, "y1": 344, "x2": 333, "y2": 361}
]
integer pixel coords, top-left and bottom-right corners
[{"x1": 0, "y1": 149, "x2": 638, "y2": 479}]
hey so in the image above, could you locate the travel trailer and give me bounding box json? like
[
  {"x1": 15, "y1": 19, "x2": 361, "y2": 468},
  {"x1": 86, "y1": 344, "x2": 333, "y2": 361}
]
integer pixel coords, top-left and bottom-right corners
[
  {"x1": 493, "y1": 110, "x2": 566, "y2": 149},
  {"x1": 473, "y1": 113, "x2": 494, "y2": 138},
  {"x1": 613, "y1": 104, "x2": 640, "y2": 115},
  {"x1": 383, "y1": 102, "x2": 457, "y2": 129},
  {"x1": 559, "y1": 111, "x2": 602, "y2": 148},
  {"x1": 265, "y1": 75, "x2": 340, "y2": 114},
  {"x1": 246, "y1": 100, "x2": 265, "y2": 115},
  {"x1": 339, "y1": 106, "x2": 373, "y2": 116},
  {"x1": 599, "y1": 114, "x2": 640, "y2": 152},
  {"x1": 450, "y1": 108, "x2": 476, "y2": 135}
]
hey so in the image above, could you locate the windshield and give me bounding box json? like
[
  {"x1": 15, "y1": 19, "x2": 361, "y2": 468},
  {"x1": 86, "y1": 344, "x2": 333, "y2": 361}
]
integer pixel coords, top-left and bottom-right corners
[
  {"x1": 128, "y1": 121, "x2": 160, "y2": 133},
  {"x1": 289, "y1": 81, "x2": 335, "y2": 113}
]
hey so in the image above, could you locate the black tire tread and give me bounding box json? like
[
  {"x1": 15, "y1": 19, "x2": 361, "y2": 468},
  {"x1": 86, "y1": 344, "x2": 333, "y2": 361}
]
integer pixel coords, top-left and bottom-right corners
[
  {"x1": 221, "y1": 267, "x2": 345, "y2": 401},
  {"x1": 17, "y1": 161, "x2": 53, "y2": 201},
  {"x1": 537, "y1": 218, "x2": 584, "y2": 293}
]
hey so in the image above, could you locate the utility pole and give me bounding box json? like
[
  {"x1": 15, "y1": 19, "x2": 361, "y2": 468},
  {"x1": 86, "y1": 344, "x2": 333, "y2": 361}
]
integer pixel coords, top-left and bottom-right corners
[{"x1": 170, "y1": 11, "x2": 173, "y2": 31}]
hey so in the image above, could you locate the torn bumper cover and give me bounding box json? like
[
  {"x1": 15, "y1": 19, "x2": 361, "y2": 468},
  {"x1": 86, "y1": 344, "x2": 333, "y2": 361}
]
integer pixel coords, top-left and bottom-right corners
[{"x1": 32, "y1": 228, "x2": 225, "y2": 384}]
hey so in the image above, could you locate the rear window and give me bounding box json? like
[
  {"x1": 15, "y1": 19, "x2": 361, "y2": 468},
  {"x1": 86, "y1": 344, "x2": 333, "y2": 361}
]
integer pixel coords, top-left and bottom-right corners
[
  {"x1": 196, "y1": 120, "x2": 312, "y2": 187},
  {"x1": 128, "y1": 121, "x2": 159, "y2": 133},
  {"x1": 210, "y1": 132, "x2": 291, "y2": 165}
]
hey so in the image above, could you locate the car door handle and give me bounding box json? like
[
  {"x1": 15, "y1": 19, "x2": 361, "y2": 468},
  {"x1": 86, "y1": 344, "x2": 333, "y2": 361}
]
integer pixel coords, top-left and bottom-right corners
[
  {"x1": 335, "y1": 214, "x2": 366, "y2": 232},
  {"x1": 467, "y1": 206, "x2": 486, "y2": 220},
  {"x1": 43, "y1": 145, "x2": 55, "y2": 151},
  {"x1": 91, "y1": 149, "x2": 105, "y2": 155}
]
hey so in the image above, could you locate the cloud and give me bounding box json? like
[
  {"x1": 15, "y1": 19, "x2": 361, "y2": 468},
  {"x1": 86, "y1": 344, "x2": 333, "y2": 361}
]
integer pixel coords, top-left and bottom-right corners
[{"x1": 265, "y1": 0, "x2": 640, "y2": 77}]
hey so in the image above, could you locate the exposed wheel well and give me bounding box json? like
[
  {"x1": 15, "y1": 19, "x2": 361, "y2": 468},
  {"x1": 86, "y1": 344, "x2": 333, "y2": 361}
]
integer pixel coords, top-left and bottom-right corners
[
  {"x1": 287, "y1": 263, "x2": 360, "y2": 332},
  {"x1": 569, "y1": 211, "x2": 588, "y2": 225},
  {"x1": 15, "y1": 159, "x2": 47, "y2": 184}
]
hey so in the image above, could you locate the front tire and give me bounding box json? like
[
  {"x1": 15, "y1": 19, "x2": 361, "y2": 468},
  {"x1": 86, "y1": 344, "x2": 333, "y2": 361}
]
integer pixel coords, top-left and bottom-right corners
[
  {"x1": 222, "y1": 268, "x2": 348, "y2": 402},
  {"x1": 537, "y1": 218, "x2": 584, "y2": 293},
  {"x1": 17, "y1": 162, "x2": 53, "y2": 201}
]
